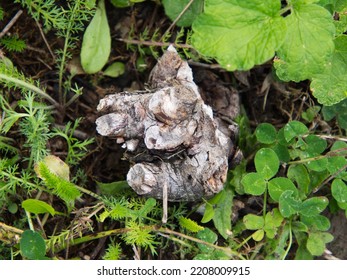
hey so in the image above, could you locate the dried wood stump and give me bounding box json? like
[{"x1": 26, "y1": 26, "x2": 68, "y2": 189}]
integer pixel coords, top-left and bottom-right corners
[{"x1": 96, "y1": 46, "x2": 239, "y2": 201}]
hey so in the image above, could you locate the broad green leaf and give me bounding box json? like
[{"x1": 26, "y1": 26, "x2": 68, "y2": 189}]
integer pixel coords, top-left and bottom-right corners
[
  {"x1": 255, "y1": 148, "x2": 279, "y2": 179},
  {"x1": 196, "y1": 228, "x2": 218, "y2": 254},
  {"x1": 179, "y1": 216, "x2": 204, "y2": 232},
  {"x1": 332, "y1": 178, "x2": 347, "y2": 203},
  {"x1": 300, "y1": 214, "x2": 331, "y2": 231},
  {"x1": 306, "y1": 157, "x2": 328, "y2": 172},
  {"x1": 229, "y1": 160, "x2": 247, "y2": 195},
  {"x1": 291, "y1": 221, "x2": 308, "y2": 233},
  {"x1": 137, "y1": 198, "x2": 156, "y2": 218},
  {"x1": 304, "y1": 135, "x2": 327, "y2": 155},
  {"x1": 301, "y1": 105, "x2": 321, "y2": 122},
  {"x1": 272, "y1": 143, "x2": 291, "y2": 162},
  {"x1": 162, "y1": 0, "x2": 204, "y2": 27},
  {"x1": 212, "y1": 189, "x2": 233, "y2": 239},
  {"x1": 274, "y1": 3, "x2": 335, "y2": 82},
  {"x1": 97, "y1": 180, "x2": 131, "y2": 196},
  {"x1": 322, "y1": 99, "x2": 347, "y2": 129},
  {"x1": 201, "y1": 203, "x2": 215, "y2": 223},
  {"x1": 268, "y1": 177, "x2": 298, "y2": 202},
  {"x1": 265, "y1": 208, "x2": 283, "y2": 227},
  {"x1": 81, "y1": 0, "x2": 111, "y2": 73},
  {"x1": 22, "y1": 199, "x2": 55, "y2": 216},
  {"x1": 295, "y1": 245, "x2": 314, "y2": 260},
  {"x1": 277, "y1": 127, "x2": 289, "y2": 145},
  {"x1": 191, "y1": 0, "x2": 286, "y2": 71},
  {"x1": 264, "y1": 208, "x2": 284, "y2": 239},
  {"x1": 338, "y1": 201, "x2": 347, "y2": 210},
  {"x1": 283, "y1": 121, "x2": 308, "y2": 142},
  {"x1": 300, "y1": 196, "x2": 329, "y2": 216},
  {"x1": 292, "y1": 0, "x2": 320, "y2": 4},
  {"x1": 242, "y1": 172, "x2": 267, "y2": 195},
  {"x1": 334, "y1": 0, "x2": 347, "y2": 11},
  {"x1": 318, "y1": 0, "x2": 347, "y2": 12},
  {"x1": 330, "y1": 140, "x2": 347, "y2": 153},
  {"x1": 287, "y1": 164, "x2": 310, "y2": 196},
  {"x1": 243, "y1": 214, "x2": 264, "y2": 230},
  {"x1": 311, "y1": 35, "x2": 347, "y2": 105},
  {"x1": 335, "y1": 13, "x2": 347, "y2": 35},
  {"x1": 279, "y1": 190, "x2": 302, "y2": 217},
  {"x1": 327, "y1": 155, "x2": 347, "y2": 174},
  {"x1": 255, "y1": 123, "x2": 277, "y2": 144},
  {"x1": 103, "y1": 62, "x2": 125, "y2": 78},
  {"x1": 306, "y1": 232, "x2": 333, "y2": 256},
  {"x1": 8, "y1": 202, "x2": 18, "y2": 214},
  {"x1": 309, "y1": 170, "x2": 330, "y2": 190},
  {"x1": 110, "y1": 0, "x2": 145, "y2": 7},
  {"x1": 85, "y1": 0, "x2": 96, "y2": 9},
  {"x1": 273, "y1": 224, "x2": 291, "y2": 259},
  {"x1": 20, "y1": 230, "x2": 46, "y2": 260}
]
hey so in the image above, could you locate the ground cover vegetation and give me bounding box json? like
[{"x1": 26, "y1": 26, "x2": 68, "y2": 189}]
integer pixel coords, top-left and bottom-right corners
[{"x1": 0, "y1": 0, "x2": 347, "y2": 260}]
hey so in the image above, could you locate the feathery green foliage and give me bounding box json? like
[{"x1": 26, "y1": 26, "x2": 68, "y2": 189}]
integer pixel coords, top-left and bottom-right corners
[
  {"x1": 0, "y1": 35, "x2": 26, "y2": 52},
  {"x1": 103, "y1": 242, "x2": 122, "y2": 260},
  {"x1": 52, "y1": 118, "x2": 94, "y2": 166},
  {"x1": 14, "y1": 0, "x2": 95, "y2": 104},
  {"x1": 34, "y1": 161, "x2": 81, "y2": 206}
]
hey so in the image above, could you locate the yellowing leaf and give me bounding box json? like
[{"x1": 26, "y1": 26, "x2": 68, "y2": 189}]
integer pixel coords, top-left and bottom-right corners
[
  {"x1": 243, "y1": 214, "x2": 264, "y2": 230},
  {"x1": 81, "y1": 0, "x2": 111, "y2": 73},
  {"x1": 191, "y1": 0, "x2": 286, "y2": 71},
  {"x1": 252, "y1": 229, "x2": 265, "y2": 241},
  {"x1": 35, "y1": 155, "x2": 69, "y2": 181},
  {"x1": 103, "y1": 62, "x2": 125, "y2": 78}
]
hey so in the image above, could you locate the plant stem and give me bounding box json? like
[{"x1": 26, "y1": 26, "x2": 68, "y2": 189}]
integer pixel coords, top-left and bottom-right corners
[
  {"x1": 281, "y1": 220, "x2": 292, "y2": 260},
  {"x1": 25, "y1": 210, "x2": 34, "y2": 231},
  {"x1": 0, "y1": 171, "x2": 40, "y2": 192},
  {"x1": 158, "y1": 227, "x2": 245, "y2": 259},
  {"x1": 288, "y1": 147, "x2": 347, "y2": 165},
  {"x1": 54, "y1": 225, "x2": 246, "y2": 259},
  {"x1": 263, "y1": 187, "x2": 268, "y2": 219},
  {"x1": 58, "y1": 1, "x2": 80, "y2": 105},
  {"x1": 279, "y1": 5, "x2": 292, "y2": 16},
  {"x1": 75, "y1": 185, "x2": 103, "y2": 201},
  {"x1": 234, "y1": 234, "x2": 253, "y2": 251},
  {"x1": 160, "y1": 0, "x2": 195, "y2": 41},
  {"x1": 313, "y1": 162, "x2": 347, "y2": 193},
  {"x1": 0, "y1": 74, "x2": 59, "y2": 107},
  {"x1": 117, "y1": 38, "x2": 193, "y2": 49},
  {"x1": 0, "y1": 10, "x2": 23, "y2": 38}
]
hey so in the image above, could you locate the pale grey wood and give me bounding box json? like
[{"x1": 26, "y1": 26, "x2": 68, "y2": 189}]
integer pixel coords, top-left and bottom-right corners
[{"x1": 96, "y1": 46, "x2": 238, "y2": 201}]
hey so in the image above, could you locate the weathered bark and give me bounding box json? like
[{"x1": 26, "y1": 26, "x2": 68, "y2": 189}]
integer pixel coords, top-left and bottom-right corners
[{"x1": 96, "y1": 46, "x2": 239, "y2": 201}]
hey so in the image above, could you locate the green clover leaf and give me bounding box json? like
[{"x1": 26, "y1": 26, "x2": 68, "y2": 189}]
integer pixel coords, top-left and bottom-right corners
[{"x1": 255, "y1": 148, "x2": 280, "y2": 179}]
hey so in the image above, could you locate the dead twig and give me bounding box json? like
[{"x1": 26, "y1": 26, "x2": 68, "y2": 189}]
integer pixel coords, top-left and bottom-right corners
[
  {"x1": 117, "y1": 37, "x2": 193, "y2": 49},
  {"x1": 0, "y1": 10, "x2": 23, "y2": 39},
  {"x1": 35, "y1": 20, "x2": 56, "y2": 61},
  {"x1": 160, "y1": 0, "x2": 195, "y2": 41}
]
